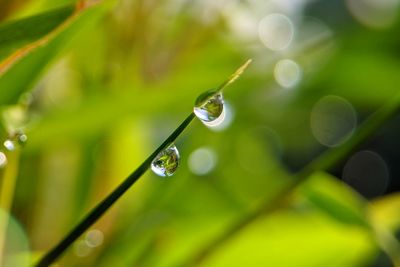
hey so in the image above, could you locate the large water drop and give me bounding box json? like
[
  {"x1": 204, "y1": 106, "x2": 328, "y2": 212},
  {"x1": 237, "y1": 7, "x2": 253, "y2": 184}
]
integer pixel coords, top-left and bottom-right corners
[
  {"x1": 151, "y1": 144, "x2": 180, "y2": 177},
  {"x1": 194, "y1": 91, "x2": 225, "y2": 124}
]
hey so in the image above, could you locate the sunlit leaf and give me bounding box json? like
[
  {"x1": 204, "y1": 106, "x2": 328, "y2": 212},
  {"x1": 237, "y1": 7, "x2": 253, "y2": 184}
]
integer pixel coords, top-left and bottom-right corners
[
  {"x1": 370, "y1": 193, "x2": 400, "y2": 232},
  {"x1": 199, "y1": 211, "x2": 375, "y2": 267},
  {"x1": 298, "y1": 172, "x2": 369, "y2": 227},
  {"x1": 0, "y1": 5, "x2": 74, "y2": 62},
  {"x1": 0, "y1": 2, "x2": 110, "y2": 105}
]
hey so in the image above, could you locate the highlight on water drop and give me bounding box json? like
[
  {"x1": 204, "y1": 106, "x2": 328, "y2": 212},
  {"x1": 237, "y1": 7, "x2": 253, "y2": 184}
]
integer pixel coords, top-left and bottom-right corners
[
  {"x1": 3, "y1": 139, "x2": 16, "y2": 151},
  {"x1": 151, "y1": 144, "x2": 180, "y2": 177},
  {"x1": 3, "y1": 131, "x2": 28, "y2": 151}
]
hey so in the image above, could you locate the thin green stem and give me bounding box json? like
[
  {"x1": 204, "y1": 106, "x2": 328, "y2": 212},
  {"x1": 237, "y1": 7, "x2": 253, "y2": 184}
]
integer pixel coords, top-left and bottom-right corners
[
  {"x1": 35, "y1": 113, "x2": 195, "y2": 267},
  {"x1": 184, "y1": 92, "x2": 400, "y2": 266},
  {"x1": 35, "y1": 60, "x2": 251, "y2": 267}
]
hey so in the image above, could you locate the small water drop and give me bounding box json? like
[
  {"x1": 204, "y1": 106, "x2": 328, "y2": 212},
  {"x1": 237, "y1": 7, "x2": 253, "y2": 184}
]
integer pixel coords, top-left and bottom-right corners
[
  {"x1": 3, "y1": 131, "x2": 27, "y2": 151},
  {"x1": 0, "y1": 151, "x2": 7, "y2": 168},
  {"x1": 4, "y1": 140, "x2": 16, "y2": 151},
  {"x1": 17, "y1": 132, "x2": 28, "y2": 145},
  {"x1": 194, "y1": 91, "x2": 224, "y2": 124},
  {"x1": 151, "y1": 144, "x2": 180, "y2": 177}
]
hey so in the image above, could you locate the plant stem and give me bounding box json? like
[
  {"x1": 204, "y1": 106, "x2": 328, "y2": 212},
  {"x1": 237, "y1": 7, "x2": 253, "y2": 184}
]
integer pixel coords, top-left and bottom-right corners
[
  {"x1": 36, "y1": 59, "x2": 251, "y2": 267},
  {"x1": 0, "y1": 150, "x2": 21, "y2": 266},
  {"x1": 184, "y1": 93, "x2": 400, "y2": 266},
  {"x1": 35, "y1": 113, "x2": 195, "y2": 267}
]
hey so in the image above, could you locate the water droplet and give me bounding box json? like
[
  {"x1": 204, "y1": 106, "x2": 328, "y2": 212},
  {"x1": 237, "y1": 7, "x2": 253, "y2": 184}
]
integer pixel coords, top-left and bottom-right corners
[
  {"x1": 151, "y1": 144, "x2": 180, "y2": 177},
  {"x1": 17, "y1": 132, "x2": 28, "y2": 145},
  {"x1": 3, "y1": 140, "x2": 16, "y2": 151},
  {"x1": 207, "y1": 101, "x2": 235, "y2": 131},
  {"x1": 3, "y1": 131, "x2": 27, "y2": 151},
  {"x1": 194, "y1": 91, "x2": 225, "y2": 124},
  {"x1": 0, "y1": 152, "x2": 7, "y2": 168}
]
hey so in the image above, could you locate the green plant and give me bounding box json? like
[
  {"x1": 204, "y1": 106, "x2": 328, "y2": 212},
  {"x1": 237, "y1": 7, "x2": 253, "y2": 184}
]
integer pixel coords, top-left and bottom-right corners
[
  {"x1": 1, "y1": 1, "x2": 400, "y2": 267},
  {"x1": 34, "y1": 58, "x2": 252, "y2": 266}
]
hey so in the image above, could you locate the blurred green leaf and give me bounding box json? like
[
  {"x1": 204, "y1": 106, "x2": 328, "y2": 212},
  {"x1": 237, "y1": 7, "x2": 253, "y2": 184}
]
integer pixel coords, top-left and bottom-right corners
[
  {"x1": 0, "y1": 5, "x2": 74, "y2": 61},
  {"x1": 370, "y1": 193, "x2": 400, "y2": 232},
  {"x1": 198, "y1": 210, "x2": 375, "y2": 267},
  {"x1": 298, "y1": 172, "x2": 369, "y2": 227},
  {"x1": 0, "y1": 2, "x2": 110, "y2": 106}
]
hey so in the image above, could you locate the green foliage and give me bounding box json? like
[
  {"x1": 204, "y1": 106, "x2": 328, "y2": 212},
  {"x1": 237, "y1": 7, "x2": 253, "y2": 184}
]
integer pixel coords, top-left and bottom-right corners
[
  {"x1": 0, "y1": 3, "x2": 109, "y2": 105},
  {"x1": 1, "y1": 1, "x2": 400, "y2": 267},
  {"x1": 0, "y1": 5, "x2": 74, "y2": 62}
]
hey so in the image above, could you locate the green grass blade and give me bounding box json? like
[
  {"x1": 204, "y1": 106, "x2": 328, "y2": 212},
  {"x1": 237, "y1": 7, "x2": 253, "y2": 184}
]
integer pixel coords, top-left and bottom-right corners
[
  {"x1": 0, "y1": 2, "x2": 109, "y2": 106},
  {"x1": 0, "y1": 5, "x2": 75, "y2": 62},
  {"x1": 34, "y1": 113, "x2": 195, "y2": 267}
]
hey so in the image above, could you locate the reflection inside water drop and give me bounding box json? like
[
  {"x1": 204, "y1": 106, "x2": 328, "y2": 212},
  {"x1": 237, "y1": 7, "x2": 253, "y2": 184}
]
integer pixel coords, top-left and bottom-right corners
[
  {"x1": 194, "y1": 92, "x2": 224, "y2": 124},
  {"x1": 151, "y1": 144, "x2": 180, "y2": 177}
]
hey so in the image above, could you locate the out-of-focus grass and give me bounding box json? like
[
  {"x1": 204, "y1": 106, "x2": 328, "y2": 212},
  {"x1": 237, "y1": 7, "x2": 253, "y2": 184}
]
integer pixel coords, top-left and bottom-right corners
[{"x1": 1, "y1": 0, "x2": 400, "y2": 266}]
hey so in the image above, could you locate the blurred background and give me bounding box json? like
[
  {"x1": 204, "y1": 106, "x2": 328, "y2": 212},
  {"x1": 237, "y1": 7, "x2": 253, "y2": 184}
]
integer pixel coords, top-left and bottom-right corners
[{"x1": 1, "y1": 0, "x2": 400, "y2": 266}]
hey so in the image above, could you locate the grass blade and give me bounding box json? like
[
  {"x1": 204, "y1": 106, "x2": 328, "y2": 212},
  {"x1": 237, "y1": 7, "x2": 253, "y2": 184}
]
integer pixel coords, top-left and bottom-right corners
[
  {"x1": 0, "y1": 5, "x2": 75, "y2": 62},
  {"x1": 0, "y1": 1, "x2": 109, "y2": 105},
  {"x1": 35, "y1": 60, "x2": 251, "y2": 266},
  {"x1": 35, "y1": 113, "x2": 195, "y2": 267}
]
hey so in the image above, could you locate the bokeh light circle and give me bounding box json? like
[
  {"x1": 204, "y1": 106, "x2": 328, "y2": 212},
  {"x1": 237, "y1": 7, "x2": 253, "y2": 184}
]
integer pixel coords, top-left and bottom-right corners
[
  {"x1": 85, "y1": 229, "x2": 104, "y2": 248},
  {"x1": 74, "y1": 240, "x2": 92, "y2": 258},
  {"x1": 274, "y1": 59, "x2": 302, "y2": 89},
  {"x1": 346, "y1": 0, "x2": 400, "y2": 29},
  {"x1": 258, "y1": 13, "x2": 294, "y2": 51},
  {"x1": 310, "y1": 95, "x2": 357, "y2": 147},
  {"x1": 343, "y1": 150, "x2": 390, "y2": 198},
  {"x1": 188, "y1": 147, "x2": 218, "y2": 176}
]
